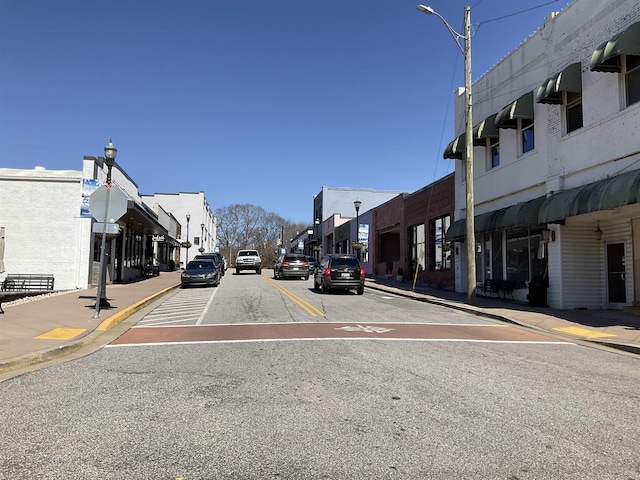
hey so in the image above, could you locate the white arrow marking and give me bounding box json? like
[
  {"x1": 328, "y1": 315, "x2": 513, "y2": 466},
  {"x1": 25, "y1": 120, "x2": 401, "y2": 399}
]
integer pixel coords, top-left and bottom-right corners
[{"x1": 335, "y1": 325, "x2": 394, "y2": 333}]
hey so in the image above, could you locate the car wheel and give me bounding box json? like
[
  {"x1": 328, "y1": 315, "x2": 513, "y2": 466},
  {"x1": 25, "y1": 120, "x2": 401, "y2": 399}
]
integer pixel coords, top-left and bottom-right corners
[
  {"x1": 257, "y1": 268, "x2": 261, "y2": 274},
  {"x1": 313, "y1": 279, "x2": 320, "y2": 290},
  {"x1": 304, "y1": 275, "x2": 309, "y2": 281},
  {"x1": 321, "y1": 281, "x2": 330, "y2": 293},
  {"x1": 236, "y1": 268, "x2": 240, "y2": 275},
  {"x1": 356, "y1": 286, "x2": 364, "y2": 295}
]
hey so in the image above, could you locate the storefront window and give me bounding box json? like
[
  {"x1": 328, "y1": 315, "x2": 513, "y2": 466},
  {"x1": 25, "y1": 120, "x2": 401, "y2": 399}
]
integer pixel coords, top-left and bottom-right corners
[
  {"x1": 412, "y1": 224, "x2": 426, "y2": 272},
  {"x1": 431, "y1": 216, "x2": 451, "y2": 270},
  {"x1": 505, "y1": 226, "x2": 547, "y2": 288}
]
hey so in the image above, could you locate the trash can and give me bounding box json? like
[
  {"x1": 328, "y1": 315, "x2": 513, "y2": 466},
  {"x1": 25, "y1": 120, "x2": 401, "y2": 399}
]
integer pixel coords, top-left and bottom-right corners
[{"x1": 528, "y1": 276, "x2": 548, "y2": 307}]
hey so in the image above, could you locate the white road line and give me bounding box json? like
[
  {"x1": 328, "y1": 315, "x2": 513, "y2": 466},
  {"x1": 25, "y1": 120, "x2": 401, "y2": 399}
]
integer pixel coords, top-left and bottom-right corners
[
  {"x1": 196, "y1": 287, "x2": 219, "y2": 326},
  {"x1": 107, "y1": 338, "x2": 576, "y2": 348}
]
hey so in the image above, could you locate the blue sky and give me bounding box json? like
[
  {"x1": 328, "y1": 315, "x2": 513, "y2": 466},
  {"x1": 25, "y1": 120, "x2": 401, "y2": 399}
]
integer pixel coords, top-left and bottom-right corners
[{"x1": 0, "y1": 0, "x2": 565, "y2": 223}]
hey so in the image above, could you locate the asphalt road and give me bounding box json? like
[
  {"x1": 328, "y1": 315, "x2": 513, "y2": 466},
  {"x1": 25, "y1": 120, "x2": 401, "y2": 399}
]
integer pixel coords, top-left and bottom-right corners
[{"x1": 1, "y1": 271, "x2": 639, "y2": 479}]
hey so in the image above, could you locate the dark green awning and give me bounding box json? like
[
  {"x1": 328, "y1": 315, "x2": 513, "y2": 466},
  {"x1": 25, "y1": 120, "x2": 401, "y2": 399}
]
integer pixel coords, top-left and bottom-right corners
[
  {"x1": 443, "y1": 133, "x2": 465, "y2": 160},
  {"x1": 590, "y1": 21, "x2": 640, "y2": 72},
  {"x1": 536, "y1": 63, "x2": 582, "y2": 104},
  {"x1": 472, "y1": 114, "x2": 499, "y2": 146},
  {"x1": 539, "y1": 169, "x2": 640, "y2": 224},
  {"x1": 445, "y1": 196, "x2": 545, "y2": 242},
  {"x1": 495, "y1": 91, "x2": 534, "y2": 129}
]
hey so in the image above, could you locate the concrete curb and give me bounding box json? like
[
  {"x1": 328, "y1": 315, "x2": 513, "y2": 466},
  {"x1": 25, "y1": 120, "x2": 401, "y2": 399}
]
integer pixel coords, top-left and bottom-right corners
[
  {"x1": 96, "y1": 284, "x2": 179, "y2": 332},
  {"x1": 364, "y1": 281, "x2": 640, "y2": 357}
]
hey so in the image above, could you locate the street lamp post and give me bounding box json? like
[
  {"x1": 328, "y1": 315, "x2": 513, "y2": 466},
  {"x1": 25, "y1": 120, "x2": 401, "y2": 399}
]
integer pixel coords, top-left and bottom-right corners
[
  {"x1": 200, "y1": 223, "x2": 205, "y2": 253},
  {"x1": 185, "y1": 213, "x2": 191, "y2": 265},
  {"x1": 93, "y1": 139, "x2": 118, "y2": 319},
  {"x1": 353, "y1": 199, "x2": 362, "y2": 260},
  {"x1": 417, "y1": 5, "x2": 476, "y2": 305}
]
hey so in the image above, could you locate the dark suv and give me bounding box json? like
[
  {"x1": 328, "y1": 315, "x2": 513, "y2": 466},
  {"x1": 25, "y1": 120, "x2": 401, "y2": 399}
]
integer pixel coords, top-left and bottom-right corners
[
  {"x1": 313, "y1": 254, "x2": 365, "y2": 295},
  {"x1": 273, "y1": 253, "x2": 310, "y2": 280}
]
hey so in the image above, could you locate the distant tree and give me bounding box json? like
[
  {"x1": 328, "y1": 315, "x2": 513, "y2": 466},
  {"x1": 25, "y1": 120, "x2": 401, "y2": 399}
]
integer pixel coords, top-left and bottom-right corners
[{"x1": 215, "y1": 204, "x2": 307, "y2": 267}]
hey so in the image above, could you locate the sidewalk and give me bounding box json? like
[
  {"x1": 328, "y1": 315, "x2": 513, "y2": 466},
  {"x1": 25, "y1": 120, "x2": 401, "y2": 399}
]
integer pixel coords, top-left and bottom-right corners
[
  {"x1": 365, "y1": 276, "x2": 640, "y2": 356},
  {"x1": 0, "y1": 271, "x2": 183, "y2": 374},
  {"x1": 1, "y1": 271, "x2": 639, "y2": 377}
]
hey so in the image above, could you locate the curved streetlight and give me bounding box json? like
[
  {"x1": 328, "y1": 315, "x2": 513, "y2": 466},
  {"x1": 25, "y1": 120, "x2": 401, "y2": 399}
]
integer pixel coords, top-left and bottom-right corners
[
  {"x1": 417, "y1": 5, "x2": 476, "y2": 305},
  {"x1": 93, "y1": 139, "x2": 118, "y2": 318},
  {"x1": 354, "y1": 199, "x2": 362, "y2": 259},
  {"x1": 185, "y1": 213, "x2": 191, "y2": 266},
  {"x1": 200, "y1": 223, "x2": 205, "y2": 253}
]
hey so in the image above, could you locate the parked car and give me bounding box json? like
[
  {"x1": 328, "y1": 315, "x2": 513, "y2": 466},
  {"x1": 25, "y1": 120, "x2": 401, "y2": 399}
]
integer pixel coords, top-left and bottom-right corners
[
  {"x1": 195, "y1": 252, "x2": 226, "y2": 276},
  {"x1": 305, "y1": 255, "x2": 318, "y2": 272},
  {"x1": 273, "y1": 253, "x2": 310, "y2": 280},
  {"x1": 313, "y1": 254, "x2": 365, "y2": 295},
  {"x1": 181, "y1": 259, "x2": 221, "y2": 288}
]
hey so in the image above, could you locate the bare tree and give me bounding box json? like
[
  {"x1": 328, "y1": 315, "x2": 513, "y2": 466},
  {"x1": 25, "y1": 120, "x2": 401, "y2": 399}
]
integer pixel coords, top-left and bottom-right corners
[{"x1": 215, "y1": 204, "x2": 306, "y2": 267}]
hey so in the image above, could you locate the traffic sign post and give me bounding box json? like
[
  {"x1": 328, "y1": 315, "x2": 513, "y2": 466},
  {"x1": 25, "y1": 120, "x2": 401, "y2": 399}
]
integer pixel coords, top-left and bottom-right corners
[{"x1": 90, "y1": 183, "x2": 128, "y2": 318}]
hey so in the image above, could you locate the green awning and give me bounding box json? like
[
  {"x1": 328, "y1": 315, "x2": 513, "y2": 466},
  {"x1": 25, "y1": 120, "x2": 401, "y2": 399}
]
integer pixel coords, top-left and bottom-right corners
[
  {"x1": 536, "y1": 63, "x2": 582, "y2": 104},
  {"x1": 443, "y1": 133, "x2": 465, "y2": 160},
  {"x1": 495, "y1": 91, "x2": 534, "y2": 129},
  {"x1": 590, "y1": 21, "x2": 640, "y2": 72},
  {"x1": 472, "y1": 114, "x2": 499, "y2": 146},
  {"x1": 445, "y1": 196, "x2": 545, "y2": 242},
  {"x1": 539, "y1": 169, "x2": 640, "y2": 224}
]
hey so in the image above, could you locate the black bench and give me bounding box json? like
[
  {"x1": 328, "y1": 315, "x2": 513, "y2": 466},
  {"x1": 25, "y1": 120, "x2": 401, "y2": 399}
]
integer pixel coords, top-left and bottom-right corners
[
  {"x1": 477, "y1": 279, "x2": 515, "y2": 299},
  {"x1": 0, "y1": 274, "x2": 55, "y2": 314},
  {"x1": 1, "y1": 274, "x2": 55, "y2": 292},
  {"x1": 142, "y1": 265, "x2": 160, "y2": 277}
]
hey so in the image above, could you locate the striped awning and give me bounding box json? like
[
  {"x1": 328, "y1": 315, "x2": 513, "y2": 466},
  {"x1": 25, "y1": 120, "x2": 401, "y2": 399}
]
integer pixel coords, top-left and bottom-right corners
[
  {"x1": 495, "y1": 91, "x2": 534, "y2": 129},
  {"x1": 590, "y1": 21, "x2": 640, "y2": 73},
  {"x1": 472, "y1": 114, "x2": 499, "y2": 146},
  {"x1": 539, "y1": 169, "x2": 640, "y2": 224},
  {"x1": 443, "y1": 133, "x2": 465, "y2": 160},
  {"x1": 445, "y1": 196, "x2": 545, "y2": 242},
  {"x1": 536, "y1": 63, "x2": 582, "y2": 104}
]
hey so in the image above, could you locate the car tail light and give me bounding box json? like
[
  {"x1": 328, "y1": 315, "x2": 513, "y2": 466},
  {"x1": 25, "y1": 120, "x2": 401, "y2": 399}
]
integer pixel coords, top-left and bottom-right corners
[
  {"x1": 323, "y1": 268, "x2": 331, "y2": 278},
  {"x1": 359, "y1": 268, "x2": 365, "y2": 279},
  {"x1": 303, "y1": 261, "x2": 309, "y2": 266},
  {"x1": 282, "y1": 261, "x2": 289, "y2": 266}
]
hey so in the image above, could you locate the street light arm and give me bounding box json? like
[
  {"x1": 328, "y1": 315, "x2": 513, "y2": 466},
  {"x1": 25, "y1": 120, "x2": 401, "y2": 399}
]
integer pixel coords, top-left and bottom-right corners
[{"x1": 416, "y1": 5, "x2": 466, "y2": 56}]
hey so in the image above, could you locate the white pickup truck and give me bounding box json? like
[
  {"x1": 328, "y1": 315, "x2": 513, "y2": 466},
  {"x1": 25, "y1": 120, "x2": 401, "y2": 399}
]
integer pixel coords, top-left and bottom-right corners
[{"x1": 235, "y1": 249, "x2": 262, "y2": 275}]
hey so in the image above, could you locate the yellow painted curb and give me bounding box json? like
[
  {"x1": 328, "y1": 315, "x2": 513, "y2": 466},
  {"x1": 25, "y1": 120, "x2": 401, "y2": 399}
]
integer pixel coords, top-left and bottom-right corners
[
  {"x1": 553, "y1": 326, "x2": 616, "y2": 339},
  {"x1": 96, "y1": 285, "x2": 178, "y2": 332},
  {"x1": 35, "y1": 328, "x2": 87, "y2": 340}
]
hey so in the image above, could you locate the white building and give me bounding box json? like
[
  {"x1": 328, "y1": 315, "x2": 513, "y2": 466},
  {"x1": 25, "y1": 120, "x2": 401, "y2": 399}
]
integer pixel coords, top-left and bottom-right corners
[
  {"x1": 445, "y1": 0, "x2": 640, "y2": 309},
  {"x1": 0, "y1": 156, "x2": 176, "y2": 291},
  {"x1": 142, "y1": 192, "x2": 215, "y2": 266}
]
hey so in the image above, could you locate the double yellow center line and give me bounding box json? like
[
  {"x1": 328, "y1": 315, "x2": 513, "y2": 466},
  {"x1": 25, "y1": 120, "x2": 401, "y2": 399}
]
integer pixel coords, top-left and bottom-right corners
[{"x1": 261, "y1": 275, "x2": 325, "y2": 317}]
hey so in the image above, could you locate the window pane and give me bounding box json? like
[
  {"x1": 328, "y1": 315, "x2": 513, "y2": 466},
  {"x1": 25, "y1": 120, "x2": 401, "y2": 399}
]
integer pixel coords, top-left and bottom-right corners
[
  {"x1": 489, "y1": 138, "x2": 500, "y2": 168},
  {"x1": 521, "y1": 122, "x2": 535, "y2": 154},
  {"x1": 626, "y1": 55, "x2": 640, "y2": 106},
  {"x1": 566, "y1": 93, "x2": 582, "y2": 133}
]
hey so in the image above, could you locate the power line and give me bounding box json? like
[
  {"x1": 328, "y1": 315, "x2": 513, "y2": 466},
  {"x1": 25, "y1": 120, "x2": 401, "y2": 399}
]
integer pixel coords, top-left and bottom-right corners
[{"x1": 475, "y1": 0, "x2": 562, "y2": 33}]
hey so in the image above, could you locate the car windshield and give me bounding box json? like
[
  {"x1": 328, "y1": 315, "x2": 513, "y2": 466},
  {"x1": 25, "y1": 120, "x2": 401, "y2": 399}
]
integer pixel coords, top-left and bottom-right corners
[
  {"x1": 187, "y1": 260, "x2": 214, "y2": 269},
  {"x1": 239, "y1": 251, "x2": 258, "y2": 257}
]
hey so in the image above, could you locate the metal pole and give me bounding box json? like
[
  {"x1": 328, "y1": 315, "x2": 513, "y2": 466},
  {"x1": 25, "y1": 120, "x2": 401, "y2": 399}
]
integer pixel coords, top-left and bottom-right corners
[
  {"x1": 463, "y1": 6, "x2": 476, "y2": 305},
  {"x1": 93, "y1": 169, "x2": 112, "y2": 318}
]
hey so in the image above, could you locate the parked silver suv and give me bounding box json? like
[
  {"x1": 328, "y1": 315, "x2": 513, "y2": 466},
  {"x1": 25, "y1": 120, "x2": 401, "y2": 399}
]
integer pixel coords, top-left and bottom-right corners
[{"x1": 235, "y1": 249, "x2": 262, "y2": 275}]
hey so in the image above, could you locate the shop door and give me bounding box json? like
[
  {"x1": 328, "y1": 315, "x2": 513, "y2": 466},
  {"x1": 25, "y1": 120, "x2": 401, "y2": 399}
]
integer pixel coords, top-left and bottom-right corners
[{"x1": 607, "y1": 243, "x2": 626, "y2": 304}]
